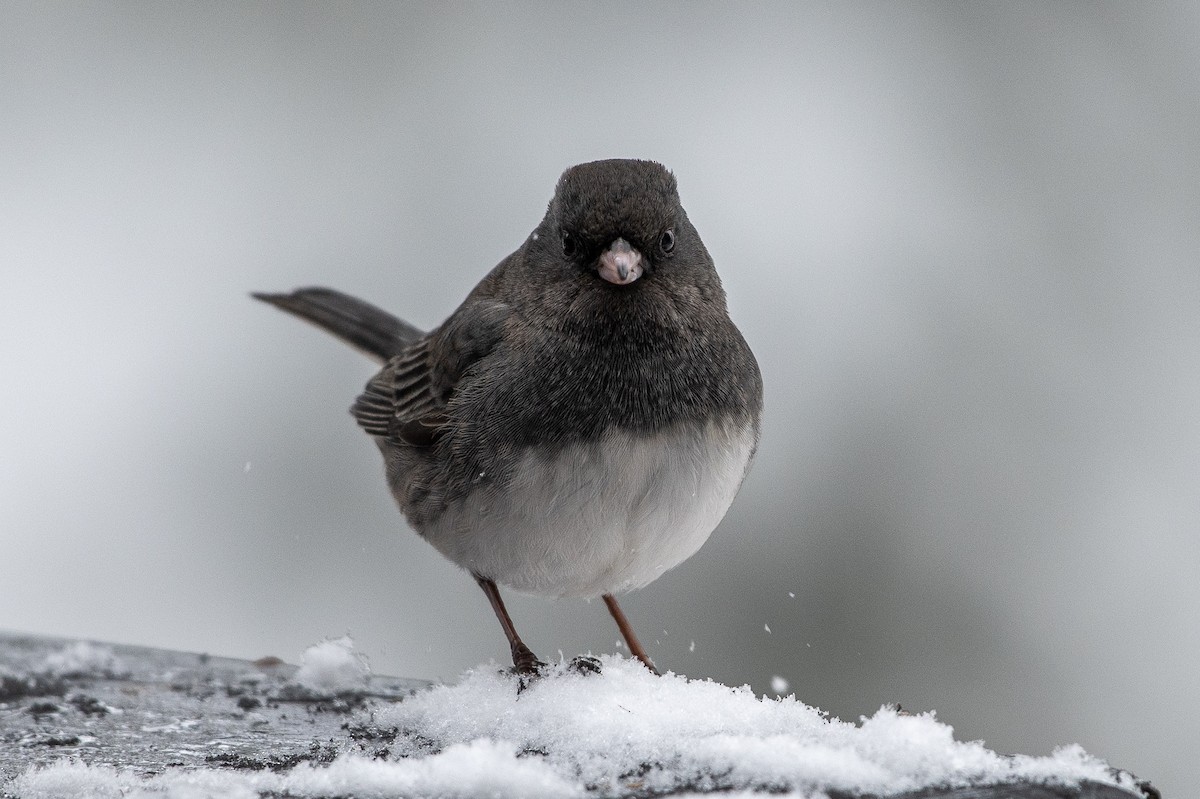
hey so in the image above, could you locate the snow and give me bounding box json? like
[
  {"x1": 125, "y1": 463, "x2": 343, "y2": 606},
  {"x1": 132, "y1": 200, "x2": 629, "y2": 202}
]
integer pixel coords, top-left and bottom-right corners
[
  {"x1": 292, "y1": 636, "x2": 370, "y2": 693},
  {"x1": 12, "y1": 742, "x2": 576, "y2": 799},
  {"x1": 39, "y1": 641, "x2": 127, "y2": 678},
  {"x1": 372, "y1": 657, "x2": 1129, "y2": 797},
  {"x1": 7, "y1": 650, "x2": 1137, "y2": 799}
]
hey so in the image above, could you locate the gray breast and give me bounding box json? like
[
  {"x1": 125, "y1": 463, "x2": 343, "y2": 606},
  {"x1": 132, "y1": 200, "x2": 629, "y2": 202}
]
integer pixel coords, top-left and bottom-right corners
[{"x1": 418, "y1": 418, "x2": 758, "y2": 598}]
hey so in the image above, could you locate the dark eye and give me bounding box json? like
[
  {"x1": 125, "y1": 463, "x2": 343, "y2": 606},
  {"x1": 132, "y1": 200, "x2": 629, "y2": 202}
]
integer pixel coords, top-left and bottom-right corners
[
  {"x1": 561, "y1": 231, "x2": 577, "y2": 257},
  {"x1": 660, "y1": 229, "x2": 675, "y2": 253}
]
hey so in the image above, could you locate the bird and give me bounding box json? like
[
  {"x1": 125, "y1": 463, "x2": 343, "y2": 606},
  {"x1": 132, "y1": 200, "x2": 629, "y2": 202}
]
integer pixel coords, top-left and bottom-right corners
[{"x1": 254, "y1": 159, "x2": 762, "y2": 675}]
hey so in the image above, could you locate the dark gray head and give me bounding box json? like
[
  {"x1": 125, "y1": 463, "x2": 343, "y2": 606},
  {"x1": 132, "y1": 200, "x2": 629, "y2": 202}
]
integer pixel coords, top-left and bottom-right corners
[{"x1": 521, "y1": 159, "x2": 724, "y2": 307}]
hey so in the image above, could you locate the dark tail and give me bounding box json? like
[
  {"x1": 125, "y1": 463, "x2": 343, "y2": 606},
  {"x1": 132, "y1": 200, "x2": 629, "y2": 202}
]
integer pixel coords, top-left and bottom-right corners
[{"x1": 252, "y1": 287, "x2": 424, "y2": 362}]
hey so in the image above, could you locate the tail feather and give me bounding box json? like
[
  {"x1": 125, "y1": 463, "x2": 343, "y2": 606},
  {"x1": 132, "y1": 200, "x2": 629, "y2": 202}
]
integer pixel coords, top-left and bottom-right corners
[{"x1": 253, "y1": 287, "x2": 424, "y2": 362}]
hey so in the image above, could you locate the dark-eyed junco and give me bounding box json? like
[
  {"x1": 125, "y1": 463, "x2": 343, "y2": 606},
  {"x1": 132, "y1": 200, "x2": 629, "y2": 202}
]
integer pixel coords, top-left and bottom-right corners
[{"x1": 255, "y1": 159, "x2": 762, "y2": 675}]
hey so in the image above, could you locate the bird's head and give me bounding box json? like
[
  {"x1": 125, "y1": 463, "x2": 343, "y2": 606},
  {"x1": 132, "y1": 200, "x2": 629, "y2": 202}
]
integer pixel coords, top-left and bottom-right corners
[{"x1": 538, "y1": 159, "x2": 691, "y2": 288}]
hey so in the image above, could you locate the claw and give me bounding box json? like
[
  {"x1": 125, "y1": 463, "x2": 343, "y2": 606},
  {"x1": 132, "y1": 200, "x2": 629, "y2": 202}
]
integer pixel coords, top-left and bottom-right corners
[{"x1": 567, "y1": 655, "x2": 602, "y2": 676}]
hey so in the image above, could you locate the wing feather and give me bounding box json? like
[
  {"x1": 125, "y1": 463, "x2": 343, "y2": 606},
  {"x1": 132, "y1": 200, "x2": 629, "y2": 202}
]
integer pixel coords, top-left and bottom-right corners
[{"x1": 350, "y1": 298, "x2": 510, "y2": 448}]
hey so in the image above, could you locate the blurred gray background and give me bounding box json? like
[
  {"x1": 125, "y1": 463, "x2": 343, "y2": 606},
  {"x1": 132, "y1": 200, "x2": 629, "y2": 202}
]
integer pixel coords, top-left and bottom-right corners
[{"x1": 2, "y1": 2, "x2": 1195, "y2": 795}]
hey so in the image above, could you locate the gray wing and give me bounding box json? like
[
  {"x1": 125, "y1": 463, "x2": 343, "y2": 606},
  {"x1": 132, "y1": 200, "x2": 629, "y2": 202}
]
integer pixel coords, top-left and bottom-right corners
[{"x1": 350, "y1": 299, "x2": 510, "y2": 447}]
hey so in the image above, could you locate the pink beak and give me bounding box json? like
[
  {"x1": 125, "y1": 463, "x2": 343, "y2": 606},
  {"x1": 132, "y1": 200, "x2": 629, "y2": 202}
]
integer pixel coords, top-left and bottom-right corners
[{"x1": 597, "y1": 238, "x2": 644, "y2": 285}]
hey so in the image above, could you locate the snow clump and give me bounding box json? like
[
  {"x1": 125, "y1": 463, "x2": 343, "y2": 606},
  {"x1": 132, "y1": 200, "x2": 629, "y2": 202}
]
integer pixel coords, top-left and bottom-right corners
[{"x1": 292, "y1": 636, "x2": 370, "y2": 693}]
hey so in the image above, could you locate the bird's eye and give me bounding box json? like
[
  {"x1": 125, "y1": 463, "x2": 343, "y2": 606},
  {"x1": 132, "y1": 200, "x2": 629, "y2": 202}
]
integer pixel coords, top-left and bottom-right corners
[
  {"x1": 561, "y1": 231, "x2": 577, "y2": 257},
  {"x1": 660, "y1": 229, "x2": 676, "y2": 253}
]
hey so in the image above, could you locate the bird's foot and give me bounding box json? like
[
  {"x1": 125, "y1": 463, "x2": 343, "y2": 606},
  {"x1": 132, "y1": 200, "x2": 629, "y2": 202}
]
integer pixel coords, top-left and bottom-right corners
[
  {"x1": 513, "y1": 661, "x2": 552, "y2": 694},
  {"x1": 515, "y1": 655, "x2": 602, "y2": 693},
  {"x1": 632, "y1": 653, "x2": 661, "y2": 676},
  {"x1": 510, "y1": 643, "x2": 546, "y2": 691},
  {"x1": 566, "y1": 655, "x2": 602, "y2": 676}
]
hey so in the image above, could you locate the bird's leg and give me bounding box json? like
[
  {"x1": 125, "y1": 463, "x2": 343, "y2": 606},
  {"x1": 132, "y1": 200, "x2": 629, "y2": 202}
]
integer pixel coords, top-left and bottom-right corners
[
  {"x1": 602, "y1": 593, "x2": 660, "y2": 675},
  {"x1": 473, "y1": 573, "x2": 542, "y2": 674}
]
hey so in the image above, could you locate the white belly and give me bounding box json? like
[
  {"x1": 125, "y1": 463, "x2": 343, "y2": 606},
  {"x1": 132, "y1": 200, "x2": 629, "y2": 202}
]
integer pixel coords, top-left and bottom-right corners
[{"x1": 422, "y1": 420, "x2": 757, "y2": 598}]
